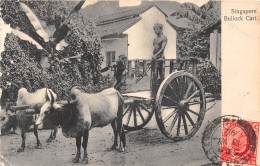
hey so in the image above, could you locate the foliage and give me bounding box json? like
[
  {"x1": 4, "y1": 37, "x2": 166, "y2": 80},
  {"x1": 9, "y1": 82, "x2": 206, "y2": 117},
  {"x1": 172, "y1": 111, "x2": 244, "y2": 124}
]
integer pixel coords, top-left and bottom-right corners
[
  {"x1": 0, "y1": 0, "x2": 44, "y2": 46},
  {"x1": 172, "y1": 9, "x2": 203, "y2": 25},
  {"x1": 177, "y1": 30, "x2": 209, "y2": 59},
  {"x1": 25, "y1": 0, "x2": 76, "y2": 27},
  {"x1": 174, "y1": 1, "x2": 221, "y2": 97},
  {"x1": 65, "y1": 12, "x2": 103, "y2": 84},
  {"x1": 172, "y1": 1, "x2": 220, "y2": 27},
  {"x1": 181, "y1": 60, "x2": 221, "y2": 98},
  {"x1": 174, "y1": 0, "x2": 220, "y2": 59},
  {"x1": 197, "y1": 61, "x2": 221, "y2": 99},
  {"x1": 0, "y1": 0, "x2": 111, "y2": 101}
]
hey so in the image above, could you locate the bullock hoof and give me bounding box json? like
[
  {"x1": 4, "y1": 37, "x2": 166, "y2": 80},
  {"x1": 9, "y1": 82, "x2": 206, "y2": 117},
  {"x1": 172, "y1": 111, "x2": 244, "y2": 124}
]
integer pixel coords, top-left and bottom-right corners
[
  {"x1": 46, "y1": 137, "x2": 53, "y2": 143},
  {"x1": 82, "y1": 157, "x2": 88, "y2": 164},
  {"x1": 35, "y1": 143, "x2": 42, "y2": 149},
  {"x1": 72, "y1": 156, "x2": 80, "y2": 163},
  {"x1": 17, "y1": 147, "x2": 24, "y2": 152},
  {"x1": 110, "y1": 145, "x2": 117, "y2": 150},
  {"x1": 118, "y1": 147, "x2": 125, "y2": 152}
]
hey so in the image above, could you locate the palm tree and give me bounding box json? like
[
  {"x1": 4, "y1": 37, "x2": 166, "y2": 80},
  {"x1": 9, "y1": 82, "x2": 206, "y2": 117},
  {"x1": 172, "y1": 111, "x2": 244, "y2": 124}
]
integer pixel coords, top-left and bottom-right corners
[{"x1": 1, "y1": 0, "x2": 86, "y2": 69}]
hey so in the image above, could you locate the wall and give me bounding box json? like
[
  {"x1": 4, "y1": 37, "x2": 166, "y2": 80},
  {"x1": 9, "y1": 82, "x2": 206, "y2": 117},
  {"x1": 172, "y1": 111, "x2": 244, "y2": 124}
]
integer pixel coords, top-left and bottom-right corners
[
  {"x1": 124, "y1": 6, "x2": 177, "y2": 60},
  {"x1": 100, "y1": 36, "x2": 128, "y2": 69},
  {"x1": 210, "y1": 30, "x2": 221, "y2": 71}
]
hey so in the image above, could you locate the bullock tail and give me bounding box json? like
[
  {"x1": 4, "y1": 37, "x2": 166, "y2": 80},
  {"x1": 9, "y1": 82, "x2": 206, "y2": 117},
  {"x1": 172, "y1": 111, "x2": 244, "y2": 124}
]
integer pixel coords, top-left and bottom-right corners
[{"x1": 116, "y1": 90, "x2": 126, "y2": 150}]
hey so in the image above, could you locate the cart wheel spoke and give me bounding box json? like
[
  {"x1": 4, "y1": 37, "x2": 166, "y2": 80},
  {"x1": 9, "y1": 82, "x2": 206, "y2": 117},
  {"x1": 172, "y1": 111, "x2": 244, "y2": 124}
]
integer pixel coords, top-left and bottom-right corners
[
  {"x1": 139, "y1": 103, "x2": 151, "y2": 113},
  {"x1": 174, "y1": 78, "x2": 182, "y2": 100},
  {"x1": 184, "y1": 82, "x2": 194, "y2": 99},
  {"x1": 133, "y1": 107, "x2": 137, "y2": 127},
  {"x1": 163, "y1": 109, "x2": 177, "y2": 123},
  {"x1": 177, "y1": 77, "x2": 183, "y2": 98},
  {"x1": 182, "y1": 114, "x2": 189, "y2": 135},
  {"x1": 126, "y1": 109, "x2": 132, "y2": 126},
  {"x1": 163, "y1": 95, "x2": 178, "y2": 105},
  {"x1": 123, "y1": 105, "x2": 131, "y2": 117},
  {"x1": 136, "y1": 106, "x2": 145, "y2": 123},
  {"x1": 180, "y1": 76, "x2": 187, "y2": 98},
  {"x1": 168, "y1": 113, "x2": 179, "y2": 132},
  {"x1": 184, "y1": 111, "x2": 195, "y2": 127},
  {"x1": 168, "y1": 83, "x2": 180, "y2": 102},
  {"x1": 188, "y1": 101, "x2": 202, "y2": 106},
  {"x1": 187, "y1": 90, "x2": 200, "y2": 102},
  {"x1": 176, "y1": 114, "x2": 182, "y2": 136},
  {"x1": 187, "y1": 108, "x2": 200, "y2": 117}
]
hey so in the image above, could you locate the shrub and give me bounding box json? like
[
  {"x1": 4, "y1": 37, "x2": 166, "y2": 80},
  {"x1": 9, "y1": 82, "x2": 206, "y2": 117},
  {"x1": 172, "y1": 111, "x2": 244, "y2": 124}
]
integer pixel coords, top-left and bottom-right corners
[{"x1": 0, "y1": 0, "x2": 111, "y2": 101}]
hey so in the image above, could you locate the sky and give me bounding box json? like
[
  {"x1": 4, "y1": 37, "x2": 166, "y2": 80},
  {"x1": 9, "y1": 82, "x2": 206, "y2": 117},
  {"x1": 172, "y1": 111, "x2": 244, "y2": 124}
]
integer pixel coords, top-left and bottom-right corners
[{"x1": 82, "y1": 0, "x2": 209, "y2": 7}]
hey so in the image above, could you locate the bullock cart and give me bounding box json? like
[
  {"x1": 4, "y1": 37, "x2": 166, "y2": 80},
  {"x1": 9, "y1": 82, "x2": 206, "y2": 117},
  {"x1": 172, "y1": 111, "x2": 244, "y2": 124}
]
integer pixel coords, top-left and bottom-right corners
[{"x1": 122, "y1": 57, "x2": 217, "y2": 141}]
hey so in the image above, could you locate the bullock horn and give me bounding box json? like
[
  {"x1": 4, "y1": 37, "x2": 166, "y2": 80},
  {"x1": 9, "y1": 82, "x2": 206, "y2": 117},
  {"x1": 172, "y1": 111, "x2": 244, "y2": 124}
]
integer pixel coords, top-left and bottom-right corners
[
  {"x1": 45, "y1": 88, "x2": 49, "y2": 101},
  {"x1": 68, "y1": 99, "x2": 77, "y2": 104},
  {"x1": 56, "y1": 99, "x2": 77, "y2": 105},
  {"x1": 46, "y1": 88, "x2": 55, "y2": 104},
  {"x1": 57, "y1": 100, "x2": 69, "y2": 105},
  {"x1": 49, "y1": 90, "x2": 55, "y2": 104}
]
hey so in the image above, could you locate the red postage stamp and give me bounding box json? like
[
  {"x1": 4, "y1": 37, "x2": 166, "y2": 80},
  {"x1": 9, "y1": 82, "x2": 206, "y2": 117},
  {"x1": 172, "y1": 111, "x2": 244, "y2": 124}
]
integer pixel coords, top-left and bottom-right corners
[{"x1": 220, "y1": 119, "x2": 259, "y2": 165}]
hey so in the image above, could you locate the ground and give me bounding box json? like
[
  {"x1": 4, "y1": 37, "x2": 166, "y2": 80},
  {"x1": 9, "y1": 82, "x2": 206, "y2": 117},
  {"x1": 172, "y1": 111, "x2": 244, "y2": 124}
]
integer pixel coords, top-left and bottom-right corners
[{"x1": 0, "y1": 101, "x2": 221, "y2": 166}]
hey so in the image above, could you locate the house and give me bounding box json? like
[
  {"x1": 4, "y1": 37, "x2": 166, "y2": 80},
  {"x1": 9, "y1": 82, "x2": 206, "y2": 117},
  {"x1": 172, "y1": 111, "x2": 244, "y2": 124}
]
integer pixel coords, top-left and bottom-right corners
[
  {"x1": 92, "y1": 3, "x2": 182, "y2": 74},
  {"x1": 199, "y1": 19, "x2": 221, "y2": 71}
]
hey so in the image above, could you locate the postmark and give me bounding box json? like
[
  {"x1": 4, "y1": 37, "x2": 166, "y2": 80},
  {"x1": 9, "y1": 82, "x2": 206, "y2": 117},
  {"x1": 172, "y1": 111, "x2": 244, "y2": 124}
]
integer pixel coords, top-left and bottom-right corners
[
  {"x1": 220, "y1": 118, "x2": 258, "y2": 165},
  {"x1": 202, "y1": 115, "x2": 259, "y2": 165}
]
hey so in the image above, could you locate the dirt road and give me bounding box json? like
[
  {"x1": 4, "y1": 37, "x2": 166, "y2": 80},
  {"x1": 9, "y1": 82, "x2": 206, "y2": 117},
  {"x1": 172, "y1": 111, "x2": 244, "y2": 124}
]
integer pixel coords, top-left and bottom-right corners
[{"x1": 0, "y1": 101, "x2": 221, "y2": 166}]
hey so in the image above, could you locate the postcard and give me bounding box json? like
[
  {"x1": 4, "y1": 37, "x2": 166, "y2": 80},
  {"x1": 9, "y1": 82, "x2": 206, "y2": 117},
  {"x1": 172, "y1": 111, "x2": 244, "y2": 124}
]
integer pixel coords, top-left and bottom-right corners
[{"x1": 0, "y1": 0, "x2": 259, "y2": 165}]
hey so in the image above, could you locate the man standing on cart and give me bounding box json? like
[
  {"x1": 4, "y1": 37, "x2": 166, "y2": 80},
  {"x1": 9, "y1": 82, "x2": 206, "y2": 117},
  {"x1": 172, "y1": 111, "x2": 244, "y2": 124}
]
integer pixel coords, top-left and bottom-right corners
[{"x1": 151, "y1": 23, "x2": 167, "y2": 96}]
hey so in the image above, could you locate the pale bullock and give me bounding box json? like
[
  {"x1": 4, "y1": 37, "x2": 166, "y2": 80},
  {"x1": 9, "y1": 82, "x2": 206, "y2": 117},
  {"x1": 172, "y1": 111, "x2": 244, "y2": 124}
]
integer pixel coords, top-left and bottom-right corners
[
  {"x1": 36, "y1": 87, "x2": 126, "y2": 164},
  {"x1": 0, "y1": 87, "x2": 58, "y2": 152}
]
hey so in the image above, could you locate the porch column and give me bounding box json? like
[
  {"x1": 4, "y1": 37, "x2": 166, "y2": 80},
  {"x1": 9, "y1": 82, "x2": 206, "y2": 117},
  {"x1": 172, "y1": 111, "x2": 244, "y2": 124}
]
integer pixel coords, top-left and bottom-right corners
[
  {"x1": 143, "y1": 60, "x2": 147, "y2": 76},
  {"x1": 210, "y1": 30, "x2": 218, "y2": 69}
]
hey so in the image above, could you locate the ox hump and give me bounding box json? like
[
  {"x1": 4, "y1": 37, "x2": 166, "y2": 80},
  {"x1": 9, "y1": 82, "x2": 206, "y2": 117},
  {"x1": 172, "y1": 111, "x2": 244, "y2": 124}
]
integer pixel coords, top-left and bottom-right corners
[
  {"x1": 18, "y1": 88, "x2": 28, "y2": 95},
  {"x1": 70, "y1": 87, "x2": 83, "y2": 97}
]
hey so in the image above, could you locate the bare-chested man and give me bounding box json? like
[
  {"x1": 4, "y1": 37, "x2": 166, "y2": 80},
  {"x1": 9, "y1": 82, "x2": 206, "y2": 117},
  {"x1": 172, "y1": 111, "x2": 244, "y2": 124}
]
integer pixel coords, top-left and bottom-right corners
[{"x1": 152, "y1": 23, "x2": 167, "y2": 82}]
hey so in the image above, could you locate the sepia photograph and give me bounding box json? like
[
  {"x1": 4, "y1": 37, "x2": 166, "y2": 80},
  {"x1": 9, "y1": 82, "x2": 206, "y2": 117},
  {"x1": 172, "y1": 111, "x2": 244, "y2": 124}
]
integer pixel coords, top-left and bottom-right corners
[{"x1": 0, "y1": 0, "x2": 232, "y2": 165}]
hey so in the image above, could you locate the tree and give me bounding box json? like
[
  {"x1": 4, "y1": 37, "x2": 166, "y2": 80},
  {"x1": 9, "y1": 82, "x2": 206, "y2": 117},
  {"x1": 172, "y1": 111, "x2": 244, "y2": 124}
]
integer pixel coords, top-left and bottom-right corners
[
  {"x1": 173, "y1": 1, "x2": 221, "y2": 60},
  {"x1": 172, "y1": 1, "x2": 221, "y2": 97},
  {"x1": 0, "y1": 0, "x2": 111, "y2": 101}
]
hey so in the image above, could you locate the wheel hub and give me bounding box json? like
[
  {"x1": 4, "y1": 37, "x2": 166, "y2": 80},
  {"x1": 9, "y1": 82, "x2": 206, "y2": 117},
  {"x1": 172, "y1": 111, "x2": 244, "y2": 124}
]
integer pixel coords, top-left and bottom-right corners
[{"x1": 179, "y1": 100, "x2": 188, "y2": 111}]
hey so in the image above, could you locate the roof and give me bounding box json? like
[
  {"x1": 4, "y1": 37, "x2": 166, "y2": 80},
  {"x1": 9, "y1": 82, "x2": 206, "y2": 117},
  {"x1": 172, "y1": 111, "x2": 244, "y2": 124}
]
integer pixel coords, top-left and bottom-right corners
[
  {"x1": 96, "y1": 4, "x2": 153, "y2": 25},
  {"x1": 95, "y1": 4, "x2": 156, "y2": 38},
  {"x1": 83, "y1": 1, "x2": 181, "y2": 19},
  {"x1": 97, "y1": 17, "x2": 141, "y2": 38},
  {"x1": 83, "y1": 1, "x2": 184, "y2": 38}
]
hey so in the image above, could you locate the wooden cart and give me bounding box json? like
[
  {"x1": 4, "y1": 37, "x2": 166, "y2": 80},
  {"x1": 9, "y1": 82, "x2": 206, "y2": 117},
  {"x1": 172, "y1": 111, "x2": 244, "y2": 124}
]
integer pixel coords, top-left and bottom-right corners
[{"x1": 122, "y1": 58, "x2": 217, "y2": 141}]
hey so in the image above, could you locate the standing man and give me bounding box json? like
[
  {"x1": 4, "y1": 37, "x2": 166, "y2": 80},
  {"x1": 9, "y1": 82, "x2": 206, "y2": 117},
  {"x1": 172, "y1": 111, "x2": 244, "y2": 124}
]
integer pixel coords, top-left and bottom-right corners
[
  {"x1": 152, "y1": 23, "x2": 167, "y2": 82},
  {"x1": 151, "y1": 23, "x2": 167, "y2": 96},
  {"x1": 114, "y1": 55, "x2": 126, "y2": 90}
]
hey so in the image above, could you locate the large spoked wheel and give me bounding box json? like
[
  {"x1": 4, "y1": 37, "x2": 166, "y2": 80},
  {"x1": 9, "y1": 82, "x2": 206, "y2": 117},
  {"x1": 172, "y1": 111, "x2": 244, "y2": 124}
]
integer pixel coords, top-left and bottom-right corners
[
  {"x1": 155, "y1": 71, "x2": 206, "y2": 141},
  {"x1": 123, "y1": 100, "x2": 154, "y2": 131}
]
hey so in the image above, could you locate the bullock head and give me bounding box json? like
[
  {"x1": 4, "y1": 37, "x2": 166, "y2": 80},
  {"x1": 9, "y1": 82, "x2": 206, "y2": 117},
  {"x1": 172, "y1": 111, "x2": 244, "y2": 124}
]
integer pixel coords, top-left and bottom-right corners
[
  {"x1": 36, "y1": 90, "x2": 61, "y2": 129},
  {"x1": 0, "y1": 111, "x2": 16, "y2": 135},
  {"x1": 36, "y1": 87, "x2": 79, "y2": 129}
]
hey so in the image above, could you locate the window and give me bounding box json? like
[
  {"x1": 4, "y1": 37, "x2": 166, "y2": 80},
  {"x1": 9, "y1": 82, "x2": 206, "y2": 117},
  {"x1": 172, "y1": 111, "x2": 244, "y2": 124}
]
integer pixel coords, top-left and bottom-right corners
[
  {"x1": 106, "y1": 51, "x2": 116, "y2": 66},
  {"x1": 112, "y1": 54, "x2": 116, "y2": 62}
]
